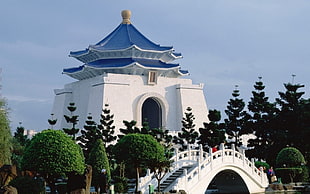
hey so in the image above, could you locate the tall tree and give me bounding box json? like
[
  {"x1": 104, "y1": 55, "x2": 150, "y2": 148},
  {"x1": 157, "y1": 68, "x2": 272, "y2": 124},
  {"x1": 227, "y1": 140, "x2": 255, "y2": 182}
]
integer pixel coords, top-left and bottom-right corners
[
  {"x1": 63, "y1": 102, "x2": 79, "y2": 140},
  {"x1": 246, "y1": 77, "x2": 277, "y2": 160},
  {"x1": 98, "y1": 104, "x2": 117, "y2": 156},
  {"x1": 174, "y1": 107, "x2": 199, "y2": 151},
  {"x1": 274, "y1": 82, "x2": 306, "y2": 151},
  {"x1": 22, "y1": 130, "x2": 85, "y2": 194},
  {"x1": 13, "y1": 123, "x2": 29, "y2": 146},
  {"x1": 87, "y1": 139, "x2": 110, "y2": 193},
  {"x1": 113, "y1": 134, "x2": 165, "y2": 193},
  {"x1": 198, "y1": 109, "x2": 226, "y2": 151},
  {"x1": 11, "y1": 123, "x2": 29, "y2": 172},
  {"x1": 0, "y1": 99, "x2": 12, "y2": 166},
  {"x1": 224, "y1": 85, "x2": 249, "y2": 147},
  {"x1": 77, "y1": 114, "x2": 100, "y2": 161}
]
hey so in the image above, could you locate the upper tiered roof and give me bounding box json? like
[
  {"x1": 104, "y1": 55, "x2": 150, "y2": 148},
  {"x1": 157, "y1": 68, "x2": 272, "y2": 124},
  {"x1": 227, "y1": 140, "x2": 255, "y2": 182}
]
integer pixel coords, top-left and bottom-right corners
[{"x1": 64, "y1": 10, "x2": 188, "y2": 80}]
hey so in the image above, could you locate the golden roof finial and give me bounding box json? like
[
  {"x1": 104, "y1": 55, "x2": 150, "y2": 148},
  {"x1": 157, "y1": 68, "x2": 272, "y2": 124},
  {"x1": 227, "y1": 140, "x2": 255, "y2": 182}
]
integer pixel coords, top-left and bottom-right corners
[{"x1": 121, "y1": 10, "x2": 131, "y2": 24}]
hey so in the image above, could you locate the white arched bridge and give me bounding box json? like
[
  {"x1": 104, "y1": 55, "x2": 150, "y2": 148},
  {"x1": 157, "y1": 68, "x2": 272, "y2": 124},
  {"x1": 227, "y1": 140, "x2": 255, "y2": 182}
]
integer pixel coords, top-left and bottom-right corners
[{"x1": 139, "y1": 143, "x2": 269, "y2": 194}]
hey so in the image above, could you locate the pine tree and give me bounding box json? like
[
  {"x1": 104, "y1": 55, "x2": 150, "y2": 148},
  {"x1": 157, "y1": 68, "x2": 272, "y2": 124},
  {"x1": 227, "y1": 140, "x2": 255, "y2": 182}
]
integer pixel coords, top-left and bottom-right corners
[
  {"x1": 14, "y1": 123, "x2": 29, "y2": 146},
  {"x1": 12, "y1": 123, "x2": 29, "y2": 172},
  {"x1": 174, "y1": 107, "x2": 198, "y2": 151},
  {"x1": 275, "y1": 82, "x2": 306, "y2": 150},
  {"x1": 48, "y1": 113, "x2": 57, "y2": 129},
  {"x1": 118, "y1": 120, "x2": 141, "y2": 139},
  {"x1": 224, "y1": 85, "x2": 249, "y2": 147},
  {"x1": 98, "y1": 104, "x2": 117, "y2": 147},
  {"x1": 63, "y1": 102, "x2": 79, "y2": 140},
  {"x1": 77, "y1": 114, "x2": 101, "y2": 161},
  {"x1": 246, "y1": 77, "x2": 277, "y2": 160},
  {"x1": 198, "y1": 109, "x2": 226, "y2": 151}
]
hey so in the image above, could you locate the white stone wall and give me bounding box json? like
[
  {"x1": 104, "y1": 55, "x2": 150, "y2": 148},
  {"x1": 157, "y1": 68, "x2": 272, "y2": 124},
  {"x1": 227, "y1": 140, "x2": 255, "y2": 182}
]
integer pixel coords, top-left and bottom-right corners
[{"x1": 52, "y1": 73, "x2": 209, "y2": 134}]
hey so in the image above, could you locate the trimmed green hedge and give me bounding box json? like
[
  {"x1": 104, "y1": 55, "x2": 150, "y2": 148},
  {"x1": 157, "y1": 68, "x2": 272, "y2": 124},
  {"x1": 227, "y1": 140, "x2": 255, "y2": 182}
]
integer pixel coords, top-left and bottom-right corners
[
  {"x1": 276, "y1": 147, "x2": 305, "y2": 168},
  {"x1": 275, "y1": 147, "x2": 309, "y2": 183}
]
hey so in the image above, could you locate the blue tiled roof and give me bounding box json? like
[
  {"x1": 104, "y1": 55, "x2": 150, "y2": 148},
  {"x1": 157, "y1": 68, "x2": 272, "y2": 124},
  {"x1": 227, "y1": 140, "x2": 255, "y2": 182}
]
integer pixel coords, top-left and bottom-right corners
[
  {"x1": 70, "y1": 24, "x2": 173, "y2": 56},
  {"x1": 63, "y1": 58, "x2": 180, "y2": 74},
  {"x1": 94, "y1": 24, "x2": 173, "y2": 51}
]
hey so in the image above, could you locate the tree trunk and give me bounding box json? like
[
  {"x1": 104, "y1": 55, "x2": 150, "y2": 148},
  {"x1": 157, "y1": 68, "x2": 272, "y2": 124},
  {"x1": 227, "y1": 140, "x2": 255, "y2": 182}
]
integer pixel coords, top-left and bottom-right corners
[
  {"x1": 157, "y1": 178, "x2": 161, "y2": 192},
  {"x1": 135, "y1": 167, "x2": 140, "y2": 193}
]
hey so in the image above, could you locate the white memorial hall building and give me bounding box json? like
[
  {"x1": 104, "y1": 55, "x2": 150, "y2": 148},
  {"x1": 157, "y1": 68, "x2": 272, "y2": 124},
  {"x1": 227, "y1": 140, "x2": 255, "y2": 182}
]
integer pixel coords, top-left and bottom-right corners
[{"x1": 52, "y1": 10, "x2": 209, "y2": 133}]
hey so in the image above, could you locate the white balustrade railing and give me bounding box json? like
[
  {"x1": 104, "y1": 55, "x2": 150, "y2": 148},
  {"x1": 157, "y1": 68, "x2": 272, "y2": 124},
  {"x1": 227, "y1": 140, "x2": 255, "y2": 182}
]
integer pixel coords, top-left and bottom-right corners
[{"x1": 139, "y1": 143, "x2": 268, "y2": 194}]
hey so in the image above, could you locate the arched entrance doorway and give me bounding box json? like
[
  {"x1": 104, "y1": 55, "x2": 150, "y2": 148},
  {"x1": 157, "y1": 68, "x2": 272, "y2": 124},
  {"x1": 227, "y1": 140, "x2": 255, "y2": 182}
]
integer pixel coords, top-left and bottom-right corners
[
  {"x1": 206, "y1": 170, "x2": 249, "y2": 194},
  {"x1": 142, "y1": 98, "x2": 162, "y2": 129}
]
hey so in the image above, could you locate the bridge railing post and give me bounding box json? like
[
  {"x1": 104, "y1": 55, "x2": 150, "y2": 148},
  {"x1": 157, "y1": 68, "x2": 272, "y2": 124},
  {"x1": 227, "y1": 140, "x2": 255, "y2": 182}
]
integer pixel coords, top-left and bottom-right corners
[
  {"x1": 242, "y1": 149, "x2": 246, "y2": 167},
  {"x1": 251, "y1": 158, "x2": 255, "y2": 175},
  {"x1": 183, "y1": 168, "x2": 188, "y2": 191},
  {"x1": 188, "y1": 145, "x2": 191, "y2": 161},
  {"x1": 199, "y1": 144, "x2": 203, "y2": 161},
  {"x1": 209, "y1": 147, "x2": 213, "y2": 169},
  {"x1": 175, "y1": 148, "x2": 178, "y2": 168},
  {"x1": 220, "y1": 143, "x2": 224, "y2": 162},
  {"x1": 232, "y1": 144, "x2": 235, "y2": 163}
]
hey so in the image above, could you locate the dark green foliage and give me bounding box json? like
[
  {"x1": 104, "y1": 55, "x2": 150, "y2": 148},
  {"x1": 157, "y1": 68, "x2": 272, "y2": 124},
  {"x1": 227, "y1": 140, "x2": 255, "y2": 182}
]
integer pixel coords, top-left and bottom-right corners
[
  {"x1": 0, "y1": 99, "x2": 12, "y2": 166},
  {"x1": 9, "y1": 175, "x2": 45, "y2": 194},
  {"x1": 274, "y1": 83, "x2": 309, "y2": 156},
  {"x1": 174, "y1": 107, "x2": 198, "y2": 151},
  {"x1": 149, "y1": 127, "x2": 174, "y2": 159},
  {"x1": 22, "y1": 130, "x2": 85, "y2": 193},
  {"x1": 198, "y1": 109, "x2": 226, "y2": 151},
  {"x1": 246, "y1": 78, "x2": 277, "y2": 161},
  {"x1": 113, "y1": 176, "x2": 128, "y2": 193},
  {"x1": 63, "y1": 102, "x2": 79, "y2": 140},
  {"x1": 14, "y1": 125, "x2": 29, "y2": 147},
  {"x1": 11, "y1": 124, "x2": 30, "y2": 171},
  {"x1": 98, "y1": 104, "x2": 117, "y2": 157},
  {"x1": 87, "y1": 139, "x2": 110, "y2": 188},
  {"x1": 77, "y1": 115, "x2": 100, "y2": 161},
  {"x1": 254, "y1": 161, "x2": 270, "y2": 172},
  {"x1": 275, "y1": 147, "x2": 308, "y2": 183},
  {"x1": 224, "y1": 86, "x2": 249, "y2": 147},
  {"x1": 276, "y1": 147, "x2": 306, "y2": 167},
  {"x1": 148, "y1": 158, "x2": 172, "y2": 192},
  {"x1": 113, "y1": 133, "x2": 165, "y2": 192},
  {"x1": 276, "y1": 168, "x2": 303, "y2": 183},
  {"x1": 118, "y1": 120, "x2": 141, "y2": 139}
]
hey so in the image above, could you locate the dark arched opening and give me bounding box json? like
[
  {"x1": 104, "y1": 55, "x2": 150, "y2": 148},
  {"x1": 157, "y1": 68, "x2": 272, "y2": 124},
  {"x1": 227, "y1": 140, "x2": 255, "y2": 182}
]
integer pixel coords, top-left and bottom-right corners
[
  {"x1": 206, "y1": 170, "x2": 249, "y2": 194},
  {"x1": 142, "y1": 98, "x2": 162, "y2": 129}
]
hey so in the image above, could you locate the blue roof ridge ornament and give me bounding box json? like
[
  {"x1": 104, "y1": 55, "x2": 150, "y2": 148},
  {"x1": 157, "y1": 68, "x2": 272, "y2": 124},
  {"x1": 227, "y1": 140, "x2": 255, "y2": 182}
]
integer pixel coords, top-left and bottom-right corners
[{"x1": 121, "y1": 10, "x2": 131, "y2": 24}]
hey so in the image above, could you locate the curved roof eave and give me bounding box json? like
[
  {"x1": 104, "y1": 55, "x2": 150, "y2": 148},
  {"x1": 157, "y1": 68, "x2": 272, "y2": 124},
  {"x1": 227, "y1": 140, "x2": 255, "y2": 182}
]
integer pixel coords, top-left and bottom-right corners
[
  {"x1": 63, "y1": 61, "x2": 184, "y2": 74},
  {"x1": 69, "y1": 44, "x2": 179, "y2": 59}
]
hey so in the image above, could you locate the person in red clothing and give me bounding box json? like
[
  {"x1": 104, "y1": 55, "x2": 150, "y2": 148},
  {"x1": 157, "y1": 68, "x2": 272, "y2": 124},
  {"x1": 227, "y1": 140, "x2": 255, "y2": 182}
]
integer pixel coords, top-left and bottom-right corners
[{"x1": 212, "y1": 145, "x2": 218, "y2": 153}]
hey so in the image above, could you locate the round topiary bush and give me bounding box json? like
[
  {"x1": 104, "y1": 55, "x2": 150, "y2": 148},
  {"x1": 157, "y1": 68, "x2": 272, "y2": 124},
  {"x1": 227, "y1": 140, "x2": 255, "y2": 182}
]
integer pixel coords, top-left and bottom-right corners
[
  {"x1": 21, "y1": 129, "x2": 85, "y2": 193},
  {"x1": 276, "y1": 147, "x2": 305, "y2": 168},
  {"x1": 275, "y1": 147, "x2": 308, "y2": 183}
]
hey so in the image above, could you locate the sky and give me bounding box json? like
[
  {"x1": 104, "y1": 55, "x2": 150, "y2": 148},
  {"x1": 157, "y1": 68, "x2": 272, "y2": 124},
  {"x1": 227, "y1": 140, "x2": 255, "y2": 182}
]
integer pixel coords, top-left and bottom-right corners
[{"x1": 1, "y1": 1, "x2": 310, "y2": 132}]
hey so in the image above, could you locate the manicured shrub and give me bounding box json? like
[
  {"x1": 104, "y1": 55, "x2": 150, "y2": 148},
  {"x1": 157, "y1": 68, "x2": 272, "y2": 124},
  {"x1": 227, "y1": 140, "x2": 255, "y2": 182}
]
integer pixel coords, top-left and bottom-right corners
[
  {"x1": 275, "y1": 147, "x2": 308, "y2": 183},
  {"x1": 255, "y1": 161, "x2": 270, "y2": 172},
  {"x1": 21, "y1": 129, "x2": 85, "y2": 193},
  {"x1": 276, "y1": 147, "x2": 305, "y2": 167},
  {"x1": 113, "y1": 176, "x2": 128, "y2": 193},
  {"x1": 9, "y1": 176, "x2": 45, "y2": 194}
]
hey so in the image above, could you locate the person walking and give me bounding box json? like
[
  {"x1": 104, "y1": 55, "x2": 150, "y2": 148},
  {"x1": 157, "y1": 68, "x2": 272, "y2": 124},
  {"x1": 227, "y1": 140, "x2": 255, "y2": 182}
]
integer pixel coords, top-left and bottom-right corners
[{"x1": 99, "y1": 169, "x2": 108, "y2": 194}]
